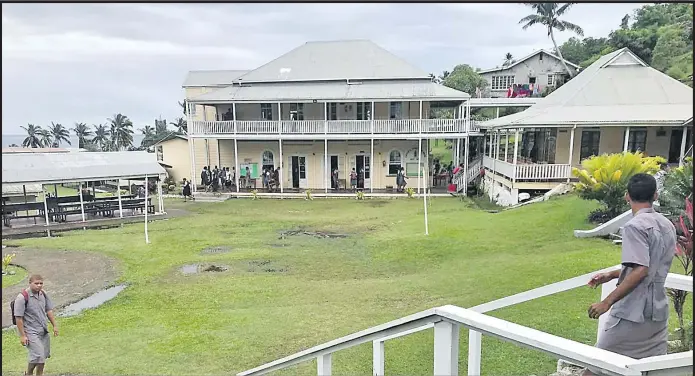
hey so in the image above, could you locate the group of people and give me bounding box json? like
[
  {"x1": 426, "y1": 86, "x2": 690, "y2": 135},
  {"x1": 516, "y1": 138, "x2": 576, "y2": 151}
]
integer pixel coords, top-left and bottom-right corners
[
  {"x1": 261, "y1": 167, "x2": 281, "y2": 192},
  {"x1": 200, "y1": 165, "x2": 236, "y2": 193}
]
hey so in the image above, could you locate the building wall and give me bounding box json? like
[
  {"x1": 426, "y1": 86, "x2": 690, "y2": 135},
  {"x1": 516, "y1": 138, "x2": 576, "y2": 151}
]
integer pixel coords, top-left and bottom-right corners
[
  {"x1": 158, "y1": 138, "x2": 191, "y2": 183},
  {"x1": 211, "y1": 139, "x2": 429, "y2": 190},
  {"x1": 554, "y1": 126, "x2": 677, "y2": 166},
  {"x1": 480, "y1": 52, "x2": 579, "y2": 98}
]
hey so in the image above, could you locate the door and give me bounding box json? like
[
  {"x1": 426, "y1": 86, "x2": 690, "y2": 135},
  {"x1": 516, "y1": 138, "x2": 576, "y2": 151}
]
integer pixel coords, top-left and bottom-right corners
[
  {"x1": 353, "y1": 155, "x2": 371, "y2": 190},
  {"x1": 669, "y1": 128, "x2": 692, "y2": 163},
  {"x1": 290, "y1": 156, "x2": 307, "y2": 189},
  {"x1": 330, "y1": 156, "x2": 339, "y2": 189}
]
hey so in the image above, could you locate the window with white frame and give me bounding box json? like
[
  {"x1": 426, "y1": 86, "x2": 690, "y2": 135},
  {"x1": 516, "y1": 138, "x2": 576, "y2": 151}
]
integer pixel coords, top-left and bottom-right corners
[
  {"x1": 388, "y1": 150, "x2": 402, "y2": 175},
  {"x1": 625, "y1": 128, "x2": 647, "y2": 153},
  {"x1": 491, "y1": 75, "x2": 515, "y2": 90},
  {"x1": 289, "y1": 103, "x2": 304, "y2": 120},
  {"x1": 328, "y1": 103, "x2": 337, "y2": 120},
  {"x1": 389, "y1": 102, "x2": 403, "y2": 120},
  {"x1": 260, "y1": 103, "x2": 273, "y2": 120},
  {"x1": 262, "y1": 150, "x2": 275, "y2": 172},
  {"x1": 547, "y1": 74, "x2": 555, "y2": 86},
  {"x1": 357, "y1": 102, "x2": 371, "y2": 120}
]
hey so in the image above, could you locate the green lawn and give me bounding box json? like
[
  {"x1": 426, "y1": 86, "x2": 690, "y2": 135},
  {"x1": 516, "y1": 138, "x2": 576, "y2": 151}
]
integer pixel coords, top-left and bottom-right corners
[
  {"x1": 38, "y1": 185, "x2": 112, "y2": 201},
  {"x1": 2, "y1": 266, "x2": 27, "y2": 288},
  {"x1": 1, "y1": 195, "x2": 691, "y2": 375}
]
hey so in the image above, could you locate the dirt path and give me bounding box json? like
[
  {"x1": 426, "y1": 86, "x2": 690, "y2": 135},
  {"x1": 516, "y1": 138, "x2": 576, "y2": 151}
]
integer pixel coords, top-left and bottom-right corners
[{"x1": 1, "y1": 247, "x2": 120, "y2": 328}]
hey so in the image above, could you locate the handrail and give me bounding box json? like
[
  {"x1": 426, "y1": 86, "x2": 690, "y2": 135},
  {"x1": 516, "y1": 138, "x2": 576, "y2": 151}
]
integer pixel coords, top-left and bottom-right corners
[{"x1": 238, "y1": 268, "x2": 693, "y2": 376}]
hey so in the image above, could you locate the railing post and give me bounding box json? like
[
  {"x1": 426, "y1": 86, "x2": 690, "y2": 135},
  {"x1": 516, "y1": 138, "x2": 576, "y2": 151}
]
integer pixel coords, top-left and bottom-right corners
[
  {"x1": 434, "y1": 321, "x2": 459, "y2": 376},
  {"x1": 317, "y1": 354, "x2": 332, "y2": 376},
  {"x1": 467, "y1": 330, "x2": 482, "y2": 376},
  {"x1": 597, "y1": 278, "x2": 618, "y2": 342},
  {"x1": 373, "y1": 340, "x2": 385, "y2": 376}
]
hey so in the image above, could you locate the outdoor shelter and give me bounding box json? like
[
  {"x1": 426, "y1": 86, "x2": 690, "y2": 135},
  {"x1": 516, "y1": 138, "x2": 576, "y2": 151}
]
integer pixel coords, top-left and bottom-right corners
[{"x1": 1, "y1": 151, "x2": 167, "y2": 243}]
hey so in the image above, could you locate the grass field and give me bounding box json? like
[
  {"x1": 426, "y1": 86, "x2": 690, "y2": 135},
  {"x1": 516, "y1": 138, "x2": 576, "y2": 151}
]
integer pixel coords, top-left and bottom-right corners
[
  {"x1": 2, "y1": 266, "x2": 27, "y2": 288},
  {"x1": 1, "y1": 195, "x2": 691, "y2": 375}
]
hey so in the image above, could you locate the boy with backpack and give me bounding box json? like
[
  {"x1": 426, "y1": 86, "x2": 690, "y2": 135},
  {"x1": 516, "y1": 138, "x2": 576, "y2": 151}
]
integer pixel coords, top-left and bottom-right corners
[{"x1": 11, "y1": 274, "x2": 58, "y2": 376}]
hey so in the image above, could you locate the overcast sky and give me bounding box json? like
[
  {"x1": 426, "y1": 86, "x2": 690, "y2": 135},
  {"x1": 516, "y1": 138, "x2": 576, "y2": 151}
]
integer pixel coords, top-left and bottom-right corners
[{"x1": 2, "y1": 2, "x2": 649, "y2": 135}]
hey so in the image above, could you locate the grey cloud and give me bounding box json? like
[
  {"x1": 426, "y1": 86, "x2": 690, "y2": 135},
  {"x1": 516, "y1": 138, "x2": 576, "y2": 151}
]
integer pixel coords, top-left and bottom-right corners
[{"x1": 2, "y1": 3, "x2": 646, "y2": 136}]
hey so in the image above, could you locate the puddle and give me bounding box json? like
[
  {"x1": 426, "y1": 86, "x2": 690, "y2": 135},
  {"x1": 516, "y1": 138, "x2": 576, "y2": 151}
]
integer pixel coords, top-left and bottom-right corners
[
  {"x1": 279, "y1": 229, "x2": 348, "y2": 239},
  {"x1": 180, "y1": 263, "x2": 230, "y2": 275},
  {"x1": 57, "y1": 284, "x2": 127, "y2": 317},
  {"x1": 247, "y1": 260, "x2": 289, "y2": 273},
  {"x1": 200, "y1": 246, "x2": 233, "y2": 255}
]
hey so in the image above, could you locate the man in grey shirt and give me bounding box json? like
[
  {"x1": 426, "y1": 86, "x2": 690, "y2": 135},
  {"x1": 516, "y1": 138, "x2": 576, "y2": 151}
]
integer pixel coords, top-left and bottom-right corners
[
  {"x1": 13, "y1": 274, "x2": 59, "y2": 376},
  {"x1": 585, "y1": 173, "x2": 676, "y2": 373}
]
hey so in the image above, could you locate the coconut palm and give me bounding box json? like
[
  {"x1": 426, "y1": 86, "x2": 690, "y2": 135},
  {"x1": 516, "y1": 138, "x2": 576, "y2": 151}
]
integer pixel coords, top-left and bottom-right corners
[
  {"x1": 72, "y1": 122, "x2": 92, "y2": 149},
  {"x1": 139, "y1": 125, "x2": 156, "y2": 148},
  {"x1": 37, "y1": 128, "x2": 53, "y2": 148},
  {"x1": 20, "y1": 124, "x2": 43, "y2": 148},
  {"x1": 92, "y1": 124, "x2": 110, "y2": 151},
  {"x1": 8, "y1": 143, "x2": 19, "y2": 147},
  {"x1": 49, "y1": 122, "x2": 71, "y2": 147},
  {"x1": 154, "y1": 117, "x2": 168, "y2": 137},
  {"x1": 519, "y1": 3, "x2": 584, "y2": 77},
  {"x1": 503, "y1": 52, "x2": 514, "y2": 66},
  {"x1": 170, "y1": 117, "x2": 187, "y2": 134},
  {"x1": 107, "y1": 113, "x2": 134, "y2": 151}
]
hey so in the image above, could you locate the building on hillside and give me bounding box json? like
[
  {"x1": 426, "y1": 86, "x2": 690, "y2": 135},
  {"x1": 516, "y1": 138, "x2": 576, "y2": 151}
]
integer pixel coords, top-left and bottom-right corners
[
  {"x1": 477, "y1": 50, "x2": 580, "y2": 98},
  {"x1": 152, "y1": 133, "x2": 190, "y2": 183},
  {"x1": 183, "y1": 40, "x2": 484, "y2": 194},
  {"x1": 479, "y1": 47, "x2": 694, "y2": 206}
]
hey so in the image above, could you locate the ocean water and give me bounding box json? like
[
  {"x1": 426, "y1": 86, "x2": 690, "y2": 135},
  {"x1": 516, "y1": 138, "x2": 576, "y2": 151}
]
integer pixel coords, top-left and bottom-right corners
[{"x1": 2, "y1": 134, "x2": 146, "y2": 148}]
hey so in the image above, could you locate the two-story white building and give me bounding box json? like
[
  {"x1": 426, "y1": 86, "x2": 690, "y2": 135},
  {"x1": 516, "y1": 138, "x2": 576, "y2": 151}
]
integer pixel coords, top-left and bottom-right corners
[
  {"x1": 477, "y1": 49, "x2": 580, "y2": 98},
  {"x1": 183, "y1": 40, "x2": 484, "y2": 195},
  {"x1": 479, "y1": 47, "x2": 693, "y2": 206}
]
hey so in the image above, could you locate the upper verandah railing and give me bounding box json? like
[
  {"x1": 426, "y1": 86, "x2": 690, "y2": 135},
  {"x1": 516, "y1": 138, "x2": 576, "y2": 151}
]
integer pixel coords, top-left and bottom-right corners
[{"x1": 189, "y1": 119, "x2": 481, "y2": 136}]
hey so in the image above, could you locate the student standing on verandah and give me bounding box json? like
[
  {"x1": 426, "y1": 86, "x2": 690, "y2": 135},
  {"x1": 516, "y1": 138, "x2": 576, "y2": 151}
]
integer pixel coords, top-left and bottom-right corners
[
  {"x1": 583, "y1": 173, "x2": 676, "y2": 375},
  {"x1": 13, "y1": 274, "x2": 59, "y2": 376}
]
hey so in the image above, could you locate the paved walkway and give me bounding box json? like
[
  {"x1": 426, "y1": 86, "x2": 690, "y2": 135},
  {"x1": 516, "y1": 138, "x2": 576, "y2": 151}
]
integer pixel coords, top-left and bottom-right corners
[{"x1": 1, "y1": 248, "x2": 120, "y2": 328}]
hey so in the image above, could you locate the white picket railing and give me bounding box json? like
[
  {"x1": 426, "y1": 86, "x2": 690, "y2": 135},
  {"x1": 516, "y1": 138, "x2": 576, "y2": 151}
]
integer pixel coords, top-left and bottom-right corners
[
  {"x1": 189, "y1": 119, "x2": 476, "y2": 135},
  {"x1": 483, "y1": 156, "x2": 572, "y2": 181},
  {"x1": 452, "y1": 157, "x2": 483, "y2": 192},
  {"x1": 237, "y1": 267, "x2": 693, "y2": 376}
]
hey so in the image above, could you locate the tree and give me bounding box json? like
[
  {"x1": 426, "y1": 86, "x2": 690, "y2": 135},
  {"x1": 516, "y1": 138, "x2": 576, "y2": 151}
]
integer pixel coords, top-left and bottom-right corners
[
  {"x1": 519, "y1": 3, "x2": 584, "y2": 77},
  {"x1": 620, "y1": 14, "x2": 630, "y2": 29},
  {"x1": 668, "y1": 195, "x2": 693, "y2": 351},
  {"x1": 8, "y1": 143, "x2": 19, "y2": 147},
  {"x1": 178, "y1": 100, "x2": 187, "y2": 115},
  {"x1": 438, "y1": 70, "x2": 450, "y2": 83},
  {"x1": 154, "y1": 117, "x2": 169, "y2": 137},
  {"x1": 49, "y1": 122, "x2": 71, "y2": 147},
  {"x1": 170, "y1": 117, "x2": 187, "y2": 134},
  {"x1": 108, "y1": 114, "x2": 134, "y2": 151},
  {"x1": 92, "y1": 124, "x2": 110, "y2": 151},
  {"x1": 20, "y1": 124, "x2": 43, "y2": 148},
  {"x1": 72, "y1": 122, "x2": 92, "y2": 149},
  {"x1": 441, "y1": 64, "x2": 487, "y2": 96},
  {"x1": 37, "y1": 128, "x2": 53, "y2": 148},
  {"x1": 651, "y1": 25, "x2": 691, "y2": 72},
  {"x1": 503, "y1": 52, "x2": 514, "y2": 66},
  {"x1": 660, "y1": 158, "x2": 693, "y2": 219},
  {"x1": 139, "y1": 125, "x2": 157, "y2": 148}
]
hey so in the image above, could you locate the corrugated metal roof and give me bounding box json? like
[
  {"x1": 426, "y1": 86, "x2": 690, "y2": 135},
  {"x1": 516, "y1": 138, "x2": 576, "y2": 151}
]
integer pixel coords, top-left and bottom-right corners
[
  {"x1": 478, "y1": 49, "x2": 580, "y2": 74},
  {"x1": 2, "y1": 151, "x2": 167, "y2": 185},
  {"x1": 235, "y1": 40, "x2": 431, "y2": 83},
  {"x1": 182, "y1": 70, "x2": 249, "y2": 87},
  {"x1": 2, "y1": 147, "x2": 83, "y2": 154},
  {"x1": 2, "y1": 183, "x2": 43, "y2": 196},
  {"x1": 189, "y1": 80, "x2": 469, "y2": 103},
  {"x1": 482, "y1": 48, "x2": 693, "y2": 128}
]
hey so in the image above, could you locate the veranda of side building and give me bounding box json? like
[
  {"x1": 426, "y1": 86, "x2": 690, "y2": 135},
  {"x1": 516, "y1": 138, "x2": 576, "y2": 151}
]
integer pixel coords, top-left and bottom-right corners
[{"x1": 479, "y1": 48, "x2": 694, "y2": 206}]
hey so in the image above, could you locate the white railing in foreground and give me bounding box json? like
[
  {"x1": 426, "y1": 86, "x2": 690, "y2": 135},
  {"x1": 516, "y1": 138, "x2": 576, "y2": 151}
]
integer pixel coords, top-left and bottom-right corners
[
  {"x1": 237, "y1": 267, "x2": 693, "y2": 376},
  {"x1": 452, "y1": 157, "x2": 483, "y2": 192}
]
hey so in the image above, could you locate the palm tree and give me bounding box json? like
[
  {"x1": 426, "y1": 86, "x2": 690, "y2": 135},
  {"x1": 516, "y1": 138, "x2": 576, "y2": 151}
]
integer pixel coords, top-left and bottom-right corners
[
  {"x1": 503, "y1": 52, "x2": 514, "y2": 66},
  {"x1": 519, "y1": 3, "x2": 584, "y2": 77},
  {"x1": 139, "y1": 125, "x2": 156, "y2": 148},
  {"x1": 438, "y1": 70, "x2": 451, "y2": 83},
  {"x1": 108, "y1": 114, "x2": 134, "y2": 151},
  {"x1": 170, "y1": 117, "x2": 187, "y2": 134},
  {"x1": 178, "y1": 100, "x2": 187, "y2": 115},
  {"x1": 92, "y1": 124, "x2": 110, "y2": 151},
  {"x1": 37, "y1": 128, "x2": 53, "y2": 148},
  {"x1": 20, "y1": 124, "x2": 43, "y2": 148},
  {"x1": 8, "y1": 143, "x2": 19, "y2": 147},
  {"x1": 154, "y1": 117, "x2": 168, "y2": 137},
  {"x1": 49, "y1": 122, "x2": 71, "y2": 147},
  {"x1": 72, "y1": 122, "x2": 92, "y2": 149}
]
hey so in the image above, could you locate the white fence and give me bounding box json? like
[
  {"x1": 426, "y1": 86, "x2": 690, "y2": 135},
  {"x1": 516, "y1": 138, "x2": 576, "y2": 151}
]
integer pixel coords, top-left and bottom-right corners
[
  {"x1": 237, "y1": 267, "x2": 693, "y2": 376},
  {"x1": 483, "y1": 156, "x2": 572, "y2": 181},
  {"x1": 452, "y1": 157, "x2": 483, "y2": 192},
  {"x1": 189, "y1": 119, "x2": 476, "y2": 136}
]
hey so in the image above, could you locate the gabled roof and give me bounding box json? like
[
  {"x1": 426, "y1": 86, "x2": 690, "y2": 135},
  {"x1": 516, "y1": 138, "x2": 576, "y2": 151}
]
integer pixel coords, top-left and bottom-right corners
[
  {"x1": 234, "y1": 40, "x2": 431, "y2": 83},
  {"x1": 188, "y1": 80, "x2": 469, "y2": 103},
  {"x1": 478, "y1": 49, "x2": 580, "y2": 75},
  {"x1": 2, "y1": 151, "x2": 167, "y2": 185},
  {"x1": 182, "y1": 70, "x2": 249, "y2": 88},
  {"x1": 481, "y1": 48, "x2": 693, "y2": 128},
  {"x1": 153, "y1": 132, "x2": 187, "y2": 146}
]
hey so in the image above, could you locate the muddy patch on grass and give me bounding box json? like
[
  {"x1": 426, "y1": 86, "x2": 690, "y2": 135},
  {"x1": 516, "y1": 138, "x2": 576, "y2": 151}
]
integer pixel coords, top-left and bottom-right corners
[
  {"x1": 200, "y1": 246, "x2": 234, "y2": 255},
  {"x1": 279, "y1": 229, "x2": 348, "y2": 239},
  {"x1": 246, "y1": 260, "x2": 289, "y2": 274},
  {"x1": 179, "y1": 263, "x2": 230, "y2": 275},
  {"x1": 57, "y1": 284, "x2": 128, "y2": 318}
]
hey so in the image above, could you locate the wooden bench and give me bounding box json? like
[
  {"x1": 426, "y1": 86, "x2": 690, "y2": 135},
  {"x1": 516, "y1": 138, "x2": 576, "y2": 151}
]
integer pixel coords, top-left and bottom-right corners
[{"x1": 2, "y1": 202, "x2": 48, "y2": 227}]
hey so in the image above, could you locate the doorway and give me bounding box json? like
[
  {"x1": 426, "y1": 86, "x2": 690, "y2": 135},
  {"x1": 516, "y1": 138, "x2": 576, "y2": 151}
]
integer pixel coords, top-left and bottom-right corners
[
  {"x1": 330, "y1": 156, "x2": 339, "y2": 189},
  {"x1": 669, "y1": 128, "x2": 692, "y2": 163},
  {"x1": 290, "y1": 156, "x2": 306, "y2": 189},
  {"x1": 354, "y1": 154, "x2": 371, "y2": 190}
]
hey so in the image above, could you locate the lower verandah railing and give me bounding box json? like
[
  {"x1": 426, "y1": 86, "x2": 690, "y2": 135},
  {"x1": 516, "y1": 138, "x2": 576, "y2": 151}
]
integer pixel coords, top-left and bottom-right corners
[
  {"x1": 237, "y1": 266, "x2": 693, "y2": 376},
  {"x1": 189, "y1": 119, "x2": 481, "y2": 135},
  {"x1": 482, "y1": 156, "x2": 572, "y2": 181}
]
